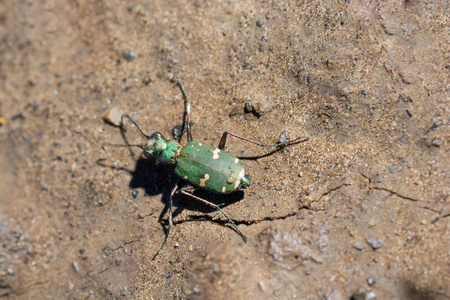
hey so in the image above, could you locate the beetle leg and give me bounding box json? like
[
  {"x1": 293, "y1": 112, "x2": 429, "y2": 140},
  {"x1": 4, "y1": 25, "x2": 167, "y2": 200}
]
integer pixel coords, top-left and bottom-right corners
[
  {"x1": 172, "y1": 76, "x2": 193, "y2": 142},
  {"x1": 179, "y1": 184, "x2": 197, "y2": 193},
  {"x1": 218, "y1": 131, "x2": 228, "y2": 149},
  {"x1": 179, "y1": 190, "x2": 247, "y2": 242},
  {"x1": 152, "y1": 182, "x2": 180, "y2": 260},
  {"x1": 219, "y1": 131, "x2": 308, "y2": 149}
]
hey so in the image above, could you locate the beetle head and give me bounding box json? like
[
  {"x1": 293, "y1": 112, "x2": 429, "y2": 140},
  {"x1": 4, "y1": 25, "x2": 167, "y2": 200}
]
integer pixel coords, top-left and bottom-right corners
[{"x1": 143, "y1": 132, "x2": 181, "y2": 164}]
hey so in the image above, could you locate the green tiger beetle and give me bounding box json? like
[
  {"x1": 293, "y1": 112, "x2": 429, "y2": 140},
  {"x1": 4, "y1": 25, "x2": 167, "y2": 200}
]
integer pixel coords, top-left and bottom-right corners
[{"x1": 120, "y1": 77, "x2": 308, "y2": 259}]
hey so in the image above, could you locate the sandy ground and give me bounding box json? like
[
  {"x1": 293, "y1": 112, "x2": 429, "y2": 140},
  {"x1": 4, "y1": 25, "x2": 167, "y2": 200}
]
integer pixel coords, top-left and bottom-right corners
[{"x1": 0, "y1": 0, "x2": 448, "y2": 299}]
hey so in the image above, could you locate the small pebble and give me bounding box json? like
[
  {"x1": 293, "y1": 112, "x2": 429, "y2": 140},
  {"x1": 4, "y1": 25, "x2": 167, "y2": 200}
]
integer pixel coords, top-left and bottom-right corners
[
  {"x1": 123, "y1": 48, "x2": 136, "y2": 61},
  {"x1": 367, "y1": 237, "x2": 384, "y2": 250},
  {"x1": 258, "y1": 281, "x2": 266, "y2": 292},
  {"x1": 353, "y1": 242, "x2": 365, "y2": 251},
  {"x1": 399, "y1": 69, "x2": 415, "y2": 84},
  {"x1": 142, "y1": 75, "x2": 153, "y2": 85},
  {"x1": 382, "y1": 19, "x2": 396, "y2": 35},
  {"x1": 367, "y1": 276, "x2": 376, "y2": 286},
  {"x1": 72, "y1": 262, "x2": 80, "y2": 273},
  {"x1": 244, "y1": 101, "x2": 263, "y2": 117},
  {"x1": 120, "y1": 287, "x2": 129, "y2": 296},
  {"x1": 244, "y1": 102, "x2": 254, "y2": 113},
  {"x1": 103, "y1": 107, "x2": 122, "y2": 126},
  {"x1": 132, "y1": 190, "x2": 138, "y2": 199},
  {"x1": 229, "y1": 107, "x2": 240, "y2": 117},
  {"x1": 243, "y1": 61, "x2": 251, "y2": 68},
  {"x1": 278, "y1": 131, "x2": 290, "y2": 145},
  {"x1": 431, "y1": 137, "x2": 441, "y2": 147},
  {"x1": 389, "y1": 164, "x2": 395, "y2": 173}
]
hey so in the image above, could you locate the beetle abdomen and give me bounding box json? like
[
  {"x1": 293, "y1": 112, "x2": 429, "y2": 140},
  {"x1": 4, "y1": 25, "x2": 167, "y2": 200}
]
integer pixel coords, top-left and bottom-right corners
[{"x1": 175, "y1": 141, "x2": 245, "y2": 194}]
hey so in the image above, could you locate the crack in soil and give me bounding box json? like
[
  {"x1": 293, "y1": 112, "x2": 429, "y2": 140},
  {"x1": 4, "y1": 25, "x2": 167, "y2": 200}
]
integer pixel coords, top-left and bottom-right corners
[
  {"x1": 111, "y1": 238, "x2": 142, "y2": 252},
  {"x1": 172, "y1": 210, "x2": 299, "y2": 227},
  {"x1": 358, "y1": 173, "x2": 445, "y2": 215},
  {"x1": 370, "y1": 186, "x2": 421, "y2": 202},
  {"x1": 102, "y1": 238, "x2": 143, "y2": 256},
  {"x1": 318, "y1": 182, "x2": 352, "y2": 200},
  {"x1": 360, "y1": 173, "x2": 422, "y2": 202}
]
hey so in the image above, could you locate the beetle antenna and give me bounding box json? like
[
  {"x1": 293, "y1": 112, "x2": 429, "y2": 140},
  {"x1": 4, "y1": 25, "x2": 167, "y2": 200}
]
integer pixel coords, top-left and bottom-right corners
[
  {"x1": 281, "y1": 135, "x2": 309, "y2": 147},
  {"x1": 171, "y1": 76, "x2": 193, "y2": 142},
  {"x1": 121, "y1": 114, "x2": 150, "y2": 140}
]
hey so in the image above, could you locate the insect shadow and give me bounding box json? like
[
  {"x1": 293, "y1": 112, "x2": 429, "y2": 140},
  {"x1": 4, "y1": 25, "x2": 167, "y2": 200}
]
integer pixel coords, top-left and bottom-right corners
[
  {"x1": 98, "y1": 143, "x2": 245, "y2": 231},
  {"x1": 128, "y1": 156, "x2": 245, "y2": 226}
]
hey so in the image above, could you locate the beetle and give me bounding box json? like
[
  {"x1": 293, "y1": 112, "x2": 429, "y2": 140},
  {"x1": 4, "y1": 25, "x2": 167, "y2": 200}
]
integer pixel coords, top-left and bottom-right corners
[{"x1": 120, "y1": 77, "x2": 308, "y2": 259}]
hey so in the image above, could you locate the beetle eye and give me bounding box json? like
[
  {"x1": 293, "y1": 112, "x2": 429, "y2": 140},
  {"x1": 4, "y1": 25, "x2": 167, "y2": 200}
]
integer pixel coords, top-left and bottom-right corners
[{"x1": 151, "y1": 132, "x2": 164, "y2": 140}]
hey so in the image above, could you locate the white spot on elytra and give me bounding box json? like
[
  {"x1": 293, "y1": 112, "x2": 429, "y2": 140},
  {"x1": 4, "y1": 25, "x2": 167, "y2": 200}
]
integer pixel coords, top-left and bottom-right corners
[
  {"x1": 234, "y1": 158, "x2": 239, "y2": 164},
  {"x1": 212, "y1": 148, "x2": 220, "y2": 159},
  {"x1": 183, "y1": 175, "x2": 188, "y2": 180},
  {"x1": 199, "y1": 173, "x2": 210, "y2": 187},
  {"x1": 198, "y1": 143, "x2": 202, "y2": 146},
  {"x1": 186, "y1": 103, "x2": 191, "y2": 114},
  {"x1": 221, "y1": 186, "x2": 226, "y2": 193},
  {"x1": 234, "y1": 179, "x2": 240, "y2": 189},
  {"x1": 238, "y1": 168, "x2": 245, "y2": 179}
]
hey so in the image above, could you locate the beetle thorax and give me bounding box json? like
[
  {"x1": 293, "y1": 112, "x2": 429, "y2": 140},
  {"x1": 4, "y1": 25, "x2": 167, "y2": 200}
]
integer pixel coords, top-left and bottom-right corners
[{"x1": 144, "y1": 132, "x2": 181, "y2": 164}]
